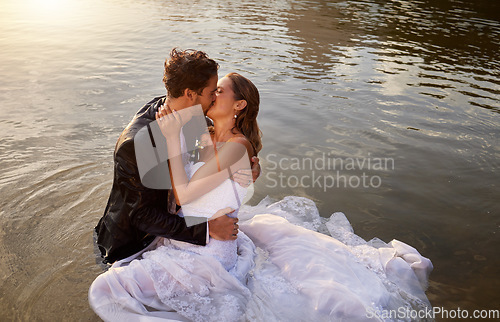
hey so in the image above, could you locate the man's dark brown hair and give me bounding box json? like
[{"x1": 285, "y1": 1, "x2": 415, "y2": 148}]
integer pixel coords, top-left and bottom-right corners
[{"x1": 163, "y1": 48, "x2": 219, "y2": 98}]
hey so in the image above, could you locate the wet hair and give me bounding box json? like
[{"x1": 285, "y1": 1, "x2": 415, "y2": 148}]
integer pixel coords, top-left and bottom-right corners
[
  {"x1": 163, "y1": 48, "x2": 219, "y2": 98},
  {"x1": 226, "y1": 72, "x2": 263, "y2": 155}
]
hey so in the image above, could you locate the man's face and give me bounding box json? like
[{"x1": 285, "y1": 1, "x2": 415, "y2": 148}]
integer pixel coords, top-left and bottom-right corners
[{"x1": 194, "y1": 75, "x2": 218, "y2": 115}]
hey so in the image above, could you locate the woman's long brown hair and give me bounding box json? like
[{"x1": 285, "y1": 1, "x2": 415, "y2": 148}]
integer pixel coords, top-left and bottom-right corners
[{"x1": 226, "y1": 72, "x2": 263, "y2": 156}]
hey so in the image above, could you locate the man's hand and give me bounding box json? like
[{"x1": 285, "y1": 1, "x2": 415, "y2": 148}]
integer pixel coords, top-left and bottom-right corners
[
  {"x1": 250, "y1": 156, "x2": 261, "y2": 182},
  {"x1": 208, "y1": 207, "x2": 239, "y2": 241}
]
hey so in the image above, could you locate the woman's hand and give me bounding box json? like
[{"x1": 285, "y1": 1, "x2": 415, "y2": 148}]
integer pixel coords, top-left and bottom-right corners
[
  {"x1": 232, "y1": 168, "x2": 253, "y2": 188},
  {"x1": 233, "y1": 156, "x2": 260, "y2": 187},
  {"x1": 156, "y1": 104, "x2": 183, "y2": 139}
]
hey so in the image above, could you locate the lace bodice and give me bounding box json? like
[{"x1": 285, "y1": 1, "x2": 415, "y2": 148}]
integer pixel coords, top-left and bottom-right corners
[
  {"x1": 166, "y1": 162, "x2": 248, "y2": 270},
  {"x1": 181, "y1": 162, "x2": 247, "y2": 218}
]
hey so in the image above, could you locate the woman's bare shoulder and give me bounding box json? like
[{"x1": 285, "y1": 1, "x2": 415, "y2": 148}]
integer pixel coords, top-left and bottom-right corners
[{"x1": 227, "y1": 135, "x2": 254, "y2": 157}]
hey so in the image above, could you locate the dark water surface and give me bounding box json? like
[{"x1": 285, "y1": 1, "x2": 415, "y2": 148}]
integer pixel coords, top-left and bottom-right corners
[{"x1": 0, "y1": 0, "x2": 499, "y2": 320}]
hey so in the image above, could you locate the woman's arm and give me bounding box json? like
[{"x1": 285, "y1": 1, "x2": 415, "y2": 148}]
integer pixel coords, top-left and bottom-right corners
[
  {"x1": 156, "y1": 107, "x2": 252, "y2": 206},
  {"x1": 167, "y1": 135, "x2": 251, "y2": 205}
]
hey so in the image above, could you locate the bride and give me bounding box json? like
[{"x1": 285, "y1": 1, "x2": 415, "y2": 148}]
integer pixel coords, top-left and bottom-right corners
[{"x1": 89, "y1": 73, "x2": 433, "y2": 321}]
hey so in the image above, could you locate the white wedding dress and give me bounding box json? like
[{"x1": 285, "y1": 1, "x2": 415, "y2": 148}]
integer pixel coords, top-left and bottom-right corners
[{"x1": 89, "y1": 162, "x2": 433, "y2": 322}]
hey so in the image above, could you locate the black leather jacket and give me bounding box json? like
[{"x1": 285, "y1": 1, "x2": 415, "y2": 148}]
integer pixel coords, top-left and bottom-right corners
[{"x1": 95, "y1": 96, "x2": 207, "y2": 264}]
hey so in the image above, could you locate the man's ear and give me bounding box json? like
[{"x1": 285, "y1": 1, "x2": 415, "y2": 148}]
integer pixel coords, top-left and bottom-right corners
[
  {"x1": 235, "y1": 100, "x2": 247, "y2": 111},
  {"x1": 184, "y1": 88, "x2": 197, "y2": 102}
]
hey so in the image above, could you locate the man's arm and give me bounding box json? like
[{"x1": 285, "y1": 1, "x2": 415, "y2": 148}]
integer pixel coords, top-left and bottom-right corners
[{"x1": 117, "y1": 139, "x2": 208, "y2": 245}]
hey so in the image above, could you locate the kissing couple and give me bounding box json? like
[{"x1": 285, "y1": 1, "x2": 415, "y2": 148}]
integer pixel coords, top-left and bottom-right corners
[{"x1": 89, "y1": 48, "x2": 433, "y2": 321}]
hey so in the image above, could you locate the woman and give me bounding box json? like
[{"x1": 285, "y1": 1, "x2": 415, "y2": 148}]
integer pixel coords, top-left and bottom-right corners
[{"x1": 89, "y1": 73, "x2": 433, "y2": 321}]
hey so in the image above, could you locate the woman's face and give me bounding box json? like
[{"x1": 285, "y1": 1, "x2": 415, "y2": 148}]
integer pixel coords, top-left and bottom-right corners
[{"x1": 207, "y1": 76, "x2": 237, "y2": 120}]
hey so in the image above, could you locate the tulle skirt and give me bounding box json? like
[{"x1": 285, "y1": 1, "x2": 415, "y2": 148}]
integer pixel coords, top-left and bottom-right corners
[{"x1": 89, "y1": 196, "x2": 433, "y2": 321}]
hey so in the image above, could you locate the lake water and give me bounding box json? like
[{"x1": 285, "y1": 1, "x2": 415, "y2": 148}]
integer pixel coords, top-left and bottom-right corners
[{"x1": 0, "y1": 0, "x2": 499, "y2": 320}]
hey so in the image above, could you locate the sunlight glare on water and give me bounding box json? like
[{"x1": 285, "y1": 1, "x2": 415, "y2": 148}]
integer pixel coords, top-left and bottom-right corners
[{"x1": 4, "y1": 0, "x2": 81, "y2": 24}]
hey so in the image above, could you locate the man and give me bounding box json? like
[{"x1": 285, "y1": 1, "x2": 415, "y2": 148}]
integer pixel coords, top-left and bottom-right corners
[{"x1": 95, "y1": 48, "x2": 260, "y2": 265}]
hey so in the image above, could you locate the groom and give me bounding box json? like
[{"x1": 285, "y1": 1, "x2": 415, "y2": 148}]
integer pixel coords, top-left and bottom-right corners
[{"x1": 95, "y1": 48, "x2": 260, "y2": 265}]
